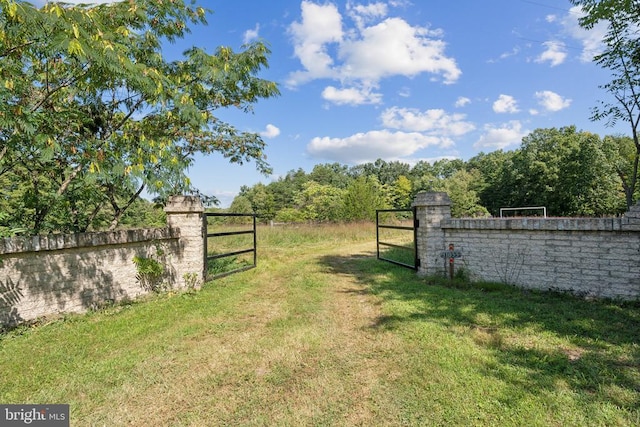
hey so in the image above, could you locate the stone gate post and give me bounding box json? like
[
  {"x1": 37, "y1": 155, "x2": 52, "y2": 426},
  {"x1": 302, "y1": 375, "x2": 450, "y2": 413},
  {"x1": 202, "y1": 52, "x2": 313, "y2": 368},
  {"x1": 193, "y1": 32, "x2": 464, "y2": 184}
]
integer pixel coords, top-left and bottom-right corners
[
  {"x1": 164, "y1": 195, "x2": 205, "y2": 289},
  {"x1": 412, "y1": 192, "x2": 451, "y2": 276}
]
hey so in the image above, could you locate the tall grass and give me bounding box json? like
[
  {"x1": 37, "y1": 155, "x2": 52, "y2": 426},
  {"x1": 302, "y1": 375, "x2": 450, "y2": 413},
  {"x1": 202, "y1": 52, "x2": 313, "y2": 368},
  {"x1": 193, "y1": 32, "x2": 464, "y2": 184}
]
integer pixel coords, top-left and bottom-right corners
[{"x1": 0, "y1": 222, "x2": 638, "y2": 426}]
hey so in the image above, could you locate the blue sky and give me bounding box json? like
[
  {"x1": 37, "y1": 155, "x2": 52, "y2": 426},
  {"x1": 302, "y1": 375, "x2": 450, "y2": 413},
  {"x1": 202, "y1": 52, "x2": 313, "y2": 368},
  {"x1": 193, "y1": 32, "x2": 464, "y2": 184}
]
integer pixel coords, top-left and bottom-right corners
[{"x1": 32, "y1": 0, "x2": 624, "y2": 206}]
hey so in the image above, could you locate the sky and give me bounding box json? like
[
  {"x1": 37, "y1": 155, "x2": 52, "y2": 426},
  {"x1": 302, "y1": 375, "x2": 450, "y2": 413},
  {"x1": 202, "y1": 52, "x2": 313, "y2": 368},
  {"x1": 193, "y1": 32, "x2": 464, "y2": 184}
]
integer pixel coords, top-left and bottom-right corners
[{"x1": 31, "y1": 0, "x2": 626, "y2": 207}]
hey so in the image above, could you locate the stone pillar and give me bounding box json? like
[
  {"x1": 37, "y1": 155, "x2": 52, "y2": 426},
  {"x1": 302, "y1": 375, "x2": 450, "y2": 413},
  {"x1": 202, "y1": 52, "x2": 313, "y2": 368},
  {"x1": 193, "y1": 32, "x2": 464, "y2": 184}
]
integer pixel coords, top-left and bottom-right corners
[
  {"x1": 164, "y1": 195, "x2": 205, "y2": 289},
  {"x1": 412, "y1": 192, "x2": 451, "y2": 276}
]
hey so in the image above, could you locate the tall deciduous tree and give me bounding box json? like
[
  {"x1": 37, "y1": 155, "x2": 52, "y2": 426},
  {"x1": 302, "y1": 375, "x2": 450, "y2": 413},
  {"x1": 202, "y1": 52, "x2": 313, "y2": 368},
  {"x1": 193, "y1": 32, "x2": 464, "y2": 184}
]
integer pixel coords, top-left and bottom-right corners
[
  {"x1": 0, "y1": 0, "x2": 279, "y2": 233},
  {"x1": 571, "y1": 0, "x2": 640, "y2": 207},
  {"x1": 505, "y1": 127, "x2": 623, "y2": 216}
]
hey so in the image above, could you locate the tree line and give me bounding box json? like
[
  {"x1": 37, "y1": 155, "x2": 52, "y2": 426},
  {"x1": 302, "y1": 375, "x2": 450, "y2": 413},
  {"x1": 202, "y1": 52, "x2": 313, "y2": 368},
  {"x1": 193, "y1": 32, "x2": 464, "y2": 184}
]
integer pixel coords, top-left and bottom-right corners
[
  {"x1": 2, "y1": 0, "x2": 640, "y2": 234},
  {"x1": 228, "y1": 126, "x2": 634, "y2": 222}
]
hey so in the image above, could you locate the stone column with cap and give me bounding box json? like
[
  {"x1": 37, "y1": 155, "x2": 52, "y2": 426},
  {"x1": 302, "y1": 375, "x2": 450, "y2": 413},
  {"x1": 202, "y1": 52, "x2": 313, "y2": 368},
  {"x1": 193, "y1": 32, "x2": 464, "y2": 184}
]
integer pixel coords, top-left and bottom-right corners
[
  {"x1": 164, "y1": 195, "x2": 205, "y2": 289},
  {"x1": 412, "y1": 192, "x2": 452, "y2": 276}
]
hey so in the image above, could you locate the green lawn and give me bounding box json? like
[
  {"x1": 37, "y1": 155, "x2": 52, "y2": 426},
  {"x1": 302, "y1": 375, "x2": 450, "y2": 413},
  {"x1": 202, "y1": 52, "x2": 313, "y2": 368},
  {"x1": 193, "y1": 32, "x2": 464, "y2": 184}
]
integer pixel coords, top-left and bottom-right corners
[{"x1": 1, "y1": 223, "x2": 638, "y2": 426}]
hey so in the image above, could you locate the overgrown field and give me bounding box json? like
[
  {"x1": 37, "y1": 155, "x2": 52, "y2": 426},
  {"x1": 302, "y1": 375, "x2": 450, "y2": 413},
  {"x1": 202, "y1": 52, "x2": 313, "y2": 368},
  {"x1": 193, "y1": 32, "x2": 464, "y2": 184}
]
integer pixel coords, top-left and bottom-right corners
[{"x1": 1, "y1": 223, "x2": 639, "y2": 426}]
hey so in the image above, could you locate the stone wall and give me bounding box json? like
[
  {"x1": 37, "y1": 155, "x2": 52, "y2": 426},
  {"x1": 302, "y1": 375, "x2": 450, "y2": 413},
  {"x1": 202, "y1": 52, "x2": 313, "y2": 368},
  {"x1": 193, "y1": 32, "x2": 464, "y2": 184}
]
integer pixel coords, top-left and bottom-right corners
[
  {"x1": 413, "y1": 192, "x2": 640, "y2": 300},
  {"x1": 0, "y1": 196, "x2": 205, "y2": 328}
]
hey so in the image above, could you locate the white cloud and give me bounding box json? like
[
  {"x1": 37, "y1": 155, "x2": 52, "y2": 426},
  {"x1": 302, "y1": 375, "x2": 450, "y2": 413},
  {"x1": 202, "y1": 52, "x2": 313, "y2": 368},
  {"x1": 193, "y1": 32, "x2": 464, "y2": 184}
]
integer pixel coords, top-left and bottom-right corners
[
  {"x1": 398, "y1": 87, "x2": 411, "y2": 97},
  {"x1": 474, "y1": 121, "x2": 528, "y2": 150},
  {"x1": 322, "y1": 85, "x2": 382, "y2": 105},
  {"x1": 535, "y1": 41, "x2": 567, "y2": 67},
  {"x1": 287, "y1": 1, "x2": 461, "y2": 99},
  {"x1": 243, "y1": 24, "x2": 260, "y2": 44},
  {"x1": 561, "y1": 6, "x2": 606, "y2": 62},
  {"x1": 261, "y1": 124, "x2": 281, "y2": 139},
  {"x1": 493, "y1": 94, "x2": 520, "y2": 114},
  {"x1": 455, "y1": 97, "x2": 471, "y2": 108},
  {"x1": 380, "y1": 107, "x2": 475, "y2": 136},
  {"x1": 339, "y1": 17, "x2": 460, "y2": 84},
  {"x1": 535, "y1": 90, "x2": 572, "y2": 112},
  {"x1": 347, "y1": 1, "x2": 388, "y2": 29},
  {"x1": 488, "y1": 47, "x2": 520, "y2": 63},
  {"x1": 287, "y1": 1, "x2": 344, "y2": 85},
  {"x1": 546, "y1": 14, "x2": 557, "y2": 23},
  {"x1": 307, "y1": 130, "x2": 450, "y2": 164}
]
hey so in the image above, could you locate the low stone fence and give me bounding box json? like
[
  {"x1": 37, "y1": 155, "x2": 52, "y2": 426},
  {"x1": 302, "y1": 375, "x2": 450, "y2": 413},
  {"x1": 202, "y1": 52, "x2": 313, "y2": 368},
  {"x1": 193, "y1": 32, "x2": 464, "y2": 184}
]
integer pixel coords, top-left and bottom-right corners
[
  {"x1": 413, "y1": 192, "x2": 640, "y2": 300},
  {"x1": 0, "y1": 196, "x2": 205, "y2": 329}
]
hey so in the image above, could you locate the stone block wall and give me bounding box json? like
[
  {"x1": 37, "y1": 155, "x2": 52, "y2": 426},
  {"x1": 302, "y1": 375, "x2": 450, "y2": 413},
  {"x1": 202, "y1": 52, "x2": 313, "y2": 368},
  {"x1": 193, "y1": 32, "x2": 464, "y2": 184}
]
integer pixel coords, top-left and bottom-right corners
[
  {"x1": 0, "y1": 196, "x2": 205, "y2": 328},
  {"x1": 413, "y1": 192, "x2": 640, "y2": 300}
]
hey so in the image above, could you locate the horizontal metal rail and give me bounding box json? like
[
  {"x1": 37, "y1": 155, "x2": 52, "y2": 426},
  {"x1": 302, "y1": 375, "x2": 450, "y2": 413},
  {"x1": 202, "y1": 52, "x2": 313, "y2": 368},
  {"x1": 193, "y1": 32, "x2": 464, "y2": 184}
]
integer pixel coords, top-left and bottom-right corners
[
  {"x1": 204, "y1": 213, "x2": 257, "y2": 280},
  {"x1": 376, "y1": 208, "x2": 418, "y2": 271},
  {"x1": 378, "y1": 224, "x2": 415, "y2": 231},
  {"x1": 207, "y1": 230, "x2": 254, "y2": 238},
  {"x1": 207, "y1": 248, "x2": 255, "y2": 260},
  {"x1": 378, "y1": 241, "x2": 414, "y2": 250}
]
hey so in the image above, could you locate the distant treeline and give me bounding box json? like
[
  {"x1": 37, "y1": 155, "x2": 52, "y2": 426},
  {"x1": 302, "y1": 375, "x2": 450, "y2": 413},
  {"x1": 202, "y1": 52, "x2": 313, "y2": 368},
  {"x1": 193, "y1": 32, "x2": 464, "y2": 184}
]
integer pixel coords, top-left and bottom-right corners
[{"x1": 224, "y1": 126, "x2": 633, "y2": 222}]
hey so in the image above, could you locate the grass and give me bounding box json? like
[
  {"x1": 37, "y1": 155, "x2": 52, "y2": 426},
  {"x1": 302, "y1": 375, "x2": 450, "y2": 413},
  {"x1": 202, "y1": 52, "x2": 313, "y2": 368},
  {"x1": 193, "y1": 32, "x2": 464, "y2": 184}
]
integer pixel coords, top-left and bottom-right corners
[{"x1": 1, "y1": 222, "x2": 639, "y2": 426}]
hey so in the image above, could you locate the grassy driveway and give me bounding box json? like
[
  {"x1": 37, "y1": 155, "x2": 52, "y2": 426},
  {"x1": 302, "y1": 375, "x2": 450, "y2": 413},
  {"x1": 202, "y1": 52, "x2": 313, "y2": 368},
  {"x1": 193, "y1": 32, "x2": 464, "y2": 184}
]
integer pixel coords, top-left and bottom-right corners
[{"x1": 1, "y1": 223, "x2": 639, "y2": 426}]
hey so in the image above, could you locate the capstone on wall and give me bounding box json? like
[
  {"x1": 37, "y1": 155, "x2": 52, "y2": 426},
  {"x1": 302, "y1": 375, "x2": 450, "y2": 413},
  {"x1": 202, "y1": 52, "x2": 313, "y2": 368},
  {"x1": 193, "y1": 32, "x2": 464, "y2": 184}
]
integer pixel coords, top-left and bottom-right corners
[{"x1": 413, "y1": 192, "x2": 640, "y2": 300}]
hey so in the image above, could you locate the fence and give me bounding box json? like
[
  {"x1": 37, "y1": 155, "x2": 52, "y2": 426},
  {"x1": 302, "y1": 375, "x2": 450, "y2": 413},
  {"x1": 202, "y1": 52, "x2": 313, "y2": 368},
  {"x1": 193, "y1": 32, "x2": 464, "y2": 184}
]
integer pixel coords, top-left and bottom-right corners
[
  {"x1": 0, "y1": 196, "x2": 205, "y2": 329},
  {"x1": 412, "y1": 192, "x2": 640, "y2": 300}
]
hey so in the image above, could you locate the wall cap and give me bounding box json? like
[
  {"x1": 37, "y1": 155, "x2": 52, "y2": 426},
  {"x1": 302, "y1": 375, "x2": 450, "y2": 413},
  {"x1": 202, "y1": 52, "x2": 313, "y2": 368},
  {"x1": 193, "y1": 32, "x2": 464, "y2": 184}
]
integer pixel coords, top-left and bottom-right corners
[
  {"x1": 412, "y1": 191, "x2": 451, "y2": 207},
  {"x1": 441, "y1": 217, "x2": 624, "y2": 231},
  {"x1": 0, "y1": 227, "x2": 179, "y2": 255},
  {"x1": 164, "y1": 195, "x2": 204, "y2": 214}
]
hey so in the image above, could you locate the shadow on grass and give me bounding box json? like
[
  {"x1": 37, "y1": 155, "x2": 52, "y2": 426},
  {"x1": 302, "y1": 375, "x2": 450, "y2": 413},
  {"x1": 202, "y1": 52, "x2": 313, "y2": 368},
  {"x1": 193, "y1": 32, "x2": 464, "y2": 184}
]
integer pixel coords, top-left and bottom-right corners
[{"x1": 318, "y1": 251, "x2": 640, "y2": 414}]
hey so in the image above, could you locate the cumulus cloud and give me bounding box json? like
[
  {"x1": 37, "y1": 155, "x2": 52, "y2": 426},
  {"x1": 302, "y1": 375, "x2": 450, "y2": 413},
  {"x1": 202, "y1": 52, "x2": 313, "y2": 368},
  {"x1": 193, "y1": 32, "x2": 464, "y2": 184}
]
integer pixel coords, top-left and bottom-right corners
[
  {"x1": 347, "y1": 1, "x2": 388, "y2": 29},
  {"x1": 535, "y1": 90, "x2": 571, "y2": 112},
  {"x1": 536, "y1": 41, "x2": 567, "y2": 67},
  {"x1": 455, "y1": 96, "x2": 471, "y2": 108},
  {"x1": 474, "y1": 121, "x2": 528, "y2": 150},
  {"x1": 380, "y1": 107, "x2": 475, "y2": 136},
  {"x1": 338, "y1": 17, "x2": 460, "y2": 83},
  {"x1": 307, "y1": 130, "x2": 449, "y2": 164},
  {"x1": 243, "y1": 24, "x2": 260, "y2": 44},
  {"x1": 322, "y1": 85, "x2": 382, "y2": 105},
  {"x1": 493, "y1": 94, "x2": 520, "y2": 114},
  {"x1": 287, "y1": 1, "x2": 344, "y2": 84},
  {"x1": 287, "y1": 1, "x2": 461, "y2": 104},
  {"x1": 261, "y1": 124, "x2": 281, "y2": 139},
  {"x1": 306, "y1": 106, "x2": 474, "y2": 164}
]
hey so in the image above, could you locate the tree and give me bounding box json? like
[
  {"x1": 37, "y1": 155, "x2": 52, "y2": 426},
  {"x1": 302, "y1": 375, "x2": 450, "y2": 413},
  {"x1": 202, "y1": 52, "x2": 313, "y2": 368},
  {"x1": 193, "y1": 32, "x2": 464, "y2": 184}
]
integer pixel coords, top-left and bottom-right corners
[
  {"x1": 0, "y1": 0, "x2": 279, "y2": 233},
  {"x1": 433, "y1": 170, "x2": 489, "y2": 218},
  {"x1": 506, "y1": 127, "x2": 622, "y2": 216},
  {"x1": 389, "y1": 175, "x2": 413, "y2": 209},
  {"x1": 239, "y1": 183, "x2": 276, "y2": 221},
  {"x1": 571, "y1": 0, "x2": 640, "y2": 207},
  {"x1": 467, "y1": 150, "x2": 516, "y2": 215},
  {"x1": 342, "y1": 175, "x2": 389, "y2": 221},
  {"x1": 293, "y1": 181, "x2": 345, "y2": 222}
]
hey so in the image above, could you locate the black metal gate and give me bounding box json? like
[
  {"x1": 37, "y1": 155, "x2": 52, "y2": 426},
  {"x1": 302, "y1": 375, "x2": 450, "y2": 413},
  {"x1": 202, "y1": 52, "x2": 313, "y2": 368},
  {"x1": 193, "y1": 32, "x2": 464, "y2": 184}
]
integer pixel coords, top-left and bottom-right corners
[
  {"x1": 204, "y1": 213, "x2": 257, "y2": 280},
  {"x1": 376, "y1": 208, "x2": 419, "y2": 270}
]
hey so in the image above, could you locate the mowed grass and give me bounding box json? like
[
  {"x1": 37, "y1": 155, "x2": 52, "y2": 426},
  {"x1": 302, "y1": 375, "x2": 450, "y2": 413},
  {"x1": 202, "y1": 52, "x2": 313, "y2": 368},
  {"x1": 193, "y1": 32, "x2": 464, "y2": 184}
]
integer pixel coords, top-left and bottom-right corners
[{"x1": 0, "y1": 222, "x2": 639, "y2": 426}]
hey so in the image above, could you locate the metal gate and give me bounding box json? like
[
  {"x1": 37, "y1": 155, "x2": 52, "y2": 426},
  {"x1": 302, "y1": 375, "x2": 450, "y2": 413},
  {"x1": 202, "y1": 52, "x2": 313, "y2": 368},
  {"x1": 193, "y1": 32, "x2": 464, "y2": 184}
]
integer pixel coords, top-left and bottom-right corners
[
  {"x1": 204, "y1": 213, "x2": 257, "y2": 280},
  {"x1": 376, "y1": 208, "x2": 419, "y2": 270}
]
